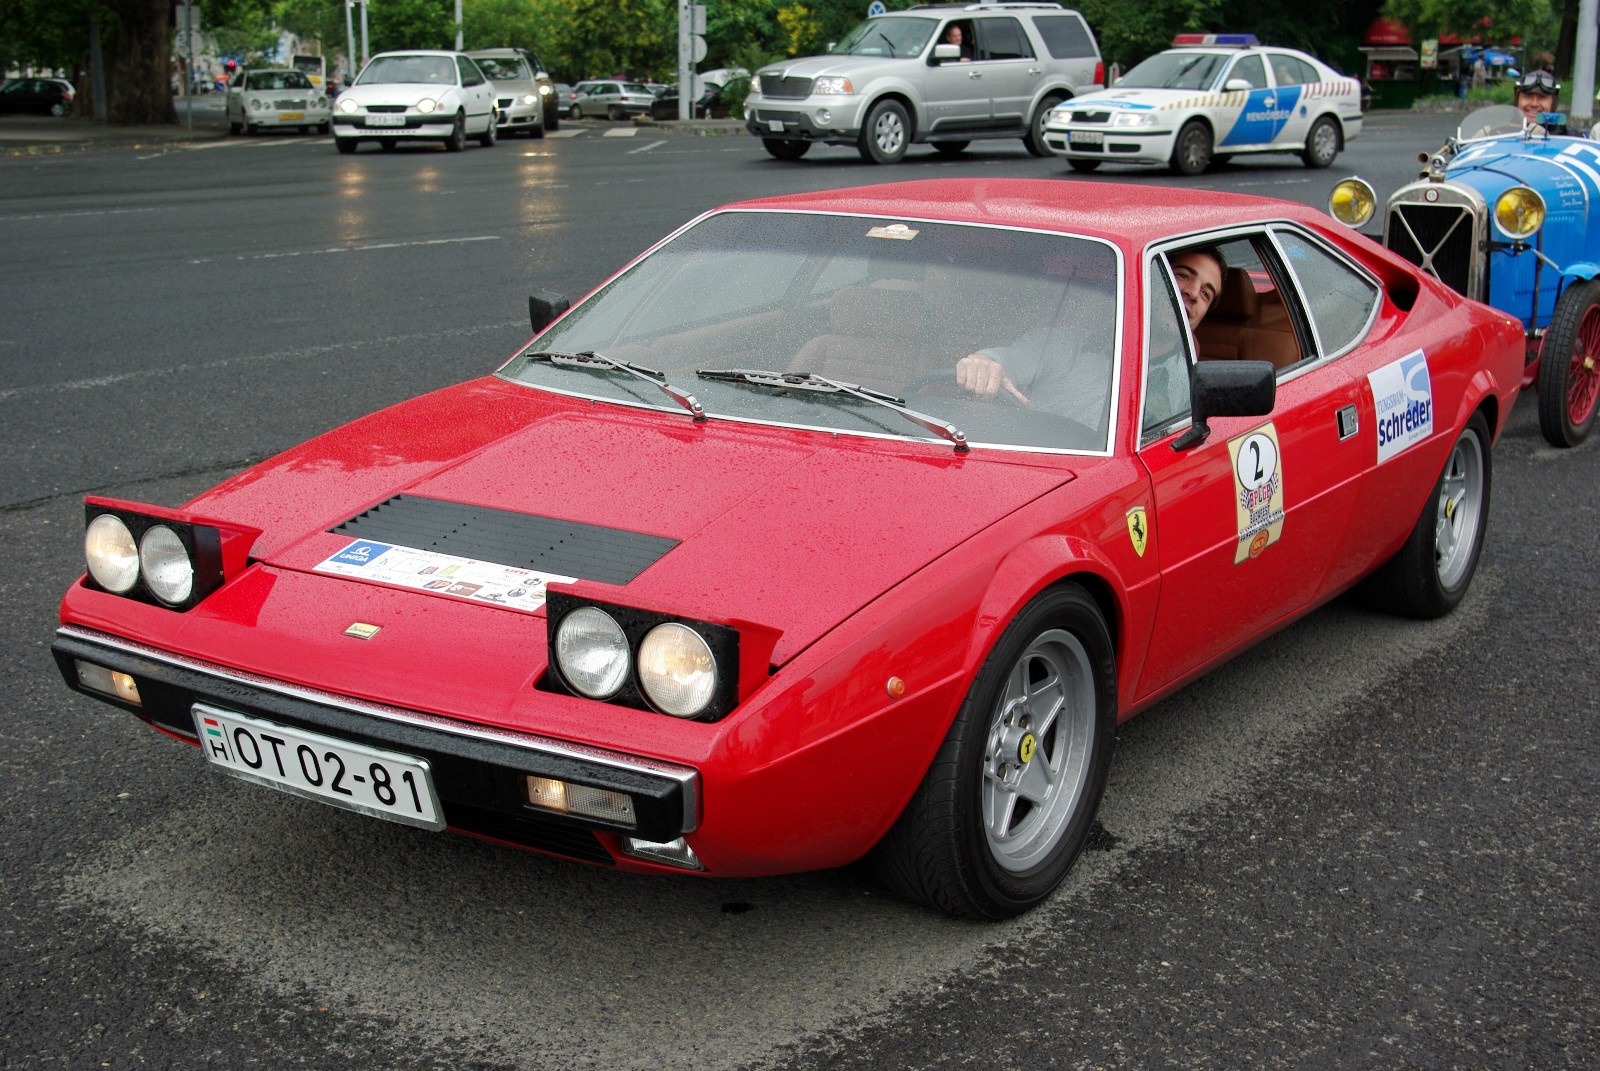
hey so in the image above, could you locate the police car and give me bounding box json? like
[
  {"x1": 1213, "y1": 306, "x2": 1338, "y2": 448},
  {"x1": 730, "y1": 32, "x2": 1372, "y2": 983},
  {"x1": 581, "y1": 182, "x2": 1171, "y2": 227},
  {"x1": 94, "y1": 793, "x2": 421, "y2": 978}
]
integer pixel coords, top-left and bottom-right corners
[{"x1": 1042, "y1": 34, "x2": 1363, "y2": 175}]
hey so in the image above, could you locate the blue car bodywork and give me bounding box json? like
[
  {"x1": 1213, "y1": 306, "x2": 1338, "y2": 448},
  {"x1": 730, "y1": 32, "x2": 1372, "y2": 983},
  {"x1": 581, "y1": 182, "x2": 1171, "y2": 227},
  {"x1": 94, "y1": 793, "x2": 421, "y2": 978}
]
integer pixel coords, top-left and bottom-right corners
[{"x1": 1341, "y1": 106, "x2": 1600, "y2": 446}]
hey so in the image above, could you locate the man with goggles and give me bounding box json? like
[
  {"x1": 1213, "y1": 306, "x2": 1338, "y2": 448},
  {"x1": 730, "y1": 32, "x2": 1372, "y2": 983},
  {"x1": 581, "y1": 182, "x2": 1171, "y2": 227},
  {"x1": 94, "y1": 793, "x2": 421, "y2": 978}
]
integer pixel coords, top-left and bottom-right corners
[{"x1": 1514, "y1": 70, "x2": 1569, "y2": 134}]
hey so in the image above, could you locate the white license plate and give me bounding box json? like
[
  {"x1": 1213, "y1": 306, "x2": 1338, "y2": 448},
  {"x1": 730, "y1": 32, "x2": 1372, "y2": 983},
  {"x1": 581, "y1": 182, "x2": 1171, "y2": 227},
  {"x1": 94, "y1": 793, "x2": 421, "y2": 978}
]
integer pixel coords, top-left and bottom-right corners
[
  {"x1": 278, "y1": 112, "x2": 305, "y2": 121},
  {"x1": 365, "y1": 114, "x2": 406, "y2": 127},
  {"x1": 193, "y1": 704, "x2": 445, "y2": 830},
  {"x1": 768, "y1": 119, "x2": 785, "y2": 132},
  {"x1": 1069, "y1": 130, "x2": 1103, "y2": 146}
]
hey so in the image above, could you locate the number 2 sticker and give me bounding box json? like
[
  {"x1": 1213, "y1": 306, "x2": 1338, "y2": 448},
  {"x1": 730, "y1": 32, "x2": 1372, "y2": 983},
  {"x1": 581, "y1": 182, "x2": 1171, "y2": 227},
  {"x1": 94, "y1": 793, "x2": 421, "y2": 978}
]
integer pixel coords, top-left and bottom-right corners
[{"x1": 1227, "y1": 422, "x2": 1285, "y2": 563}]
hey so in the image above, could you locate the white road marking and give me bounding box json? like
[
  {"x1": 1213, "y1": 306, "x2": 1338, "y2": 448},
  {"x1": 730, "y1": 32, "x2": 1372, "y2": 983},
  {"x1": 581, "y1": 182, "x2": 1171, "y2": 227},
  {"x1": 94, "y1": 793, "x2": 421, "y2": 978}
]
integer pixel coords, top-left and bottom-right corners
[
  {"x1": 185, "y1": 234, "x2": 502, "y2": 265},
  {"x1": 628, "y1": 140, "x2": 667, "y2": 154},
  {"x1": 602, "y1": 127, "x2": 640, "y2": 137}
]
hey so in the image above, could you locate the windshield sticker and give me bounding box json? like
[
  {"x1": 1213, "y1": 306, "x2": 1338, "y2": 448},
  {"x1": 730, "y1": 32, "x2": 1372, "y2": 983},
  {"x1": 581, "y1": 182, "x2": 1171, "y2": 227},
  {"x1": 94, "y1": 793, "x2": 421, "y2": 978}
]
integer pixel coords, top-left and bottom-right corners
[
  {"x1": 315, "y1": 541, "x2": 575, "y2": 614},
  {"x1": 1369, "y1": 350, "x2": 1433, "y2": 463},
  {"x1": 1229, "y1": 422, "x2": 1285, "y2": 563},
  {"x1": 866, "y1": 223, "x2": 918, "y2": 240}
]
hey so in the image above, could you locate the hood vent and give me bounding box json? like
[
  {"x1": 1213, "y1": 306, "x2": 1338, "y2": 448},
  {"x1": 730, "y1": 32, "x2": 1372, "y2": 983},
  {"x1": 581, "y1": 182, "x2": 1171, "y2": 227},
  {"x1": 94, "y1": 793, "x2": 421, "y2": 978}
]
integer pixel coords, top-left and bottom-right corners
[{"x1": 331, "y1": 495, "x2": 678, "y2": 585}]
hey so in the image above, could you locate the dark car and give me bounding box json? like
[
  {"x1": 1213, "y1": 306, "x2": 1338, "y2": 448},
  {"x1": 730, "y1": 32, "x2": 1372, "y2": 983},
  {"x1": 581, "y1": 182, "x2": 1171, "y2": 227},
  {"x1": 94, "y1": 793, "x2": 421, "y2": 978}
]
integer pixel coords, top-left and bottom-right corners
[
  {"x1": 649, "y1": 80, "x2": 732, "y2": 121},
  {"x1": 0, "y1": 77, "x2": 75, "y2": 117}
]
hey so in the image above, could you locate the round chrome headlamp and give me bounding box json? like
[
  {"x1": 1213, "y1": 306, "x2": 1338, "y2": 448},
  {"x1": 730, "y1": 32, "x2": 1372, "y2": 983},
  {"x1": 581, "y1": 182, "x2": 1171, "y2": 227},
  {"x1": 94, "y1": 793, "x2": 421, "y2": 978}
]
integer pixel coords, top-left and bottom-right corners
[
  {"x1": 85, "y1": 514, "x2": 139, "y2": 594},
  {"x1": 138, "y1": 525, "x2": 194, "y2": 605},
  {"x1": 555, "y1": 607, "x2": 630, "y2": 699},
  {"x1": 417, "y1": 98, "x2": 437, "y2": 114},
  {"x1": 339, "y1": 97, "x2": 358, "y2": 113},
  {"x1": 1328, "y1": 178, "x2": 1377, "y2": 228},
  {"x1": 637, "y1": 623, "x2": 716, "y2": 718},
  {"x1": 1494, "y1": 186, "x2": 1546, "y2": 240}
]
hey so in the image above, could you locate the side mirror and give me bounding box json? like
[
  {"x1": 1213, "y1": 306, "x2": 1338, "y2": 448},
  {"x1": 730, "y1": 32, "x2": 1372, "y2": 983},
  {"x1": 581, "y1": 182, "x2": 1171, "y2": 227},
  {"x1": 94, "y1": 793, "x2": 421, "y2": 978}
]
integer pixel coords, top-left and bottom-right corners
[
  {"x1": 1223, "y1": 78, "x2": 1254, "y2": 93},
  {"x1": 529, "y1": 292, "x2": 570, "y2": 333},
  {"x1": 931, "y1": 43, "x2": 960, "y2": 64},
  {"x1": 1172, "y1": 360, "x2": 1276, "y2": 451}
]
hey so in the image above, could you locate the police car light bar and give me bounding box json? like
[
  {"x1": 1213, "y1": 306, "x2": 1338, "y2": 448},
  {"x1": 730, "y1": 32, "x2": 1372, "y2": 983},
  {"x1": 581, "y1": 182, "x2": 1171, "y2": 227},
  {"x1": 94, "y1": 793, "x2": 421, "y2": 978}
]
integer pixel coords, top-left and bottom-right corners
[{"x1": 1171, "y1": 34, "x2": 1260, "y2": 47}]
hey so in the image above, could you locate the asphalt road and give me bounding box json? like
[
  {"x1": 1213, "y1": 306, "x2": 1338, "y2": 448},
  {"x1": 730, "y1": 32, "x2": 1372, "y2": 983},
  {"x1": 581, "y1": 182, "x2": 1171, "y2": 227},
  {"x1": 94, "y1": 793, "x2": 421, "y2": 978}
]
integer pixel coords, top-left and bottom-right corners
[{"x1": 1, "y1": 112, "x2": 1595, "y2": 1070}]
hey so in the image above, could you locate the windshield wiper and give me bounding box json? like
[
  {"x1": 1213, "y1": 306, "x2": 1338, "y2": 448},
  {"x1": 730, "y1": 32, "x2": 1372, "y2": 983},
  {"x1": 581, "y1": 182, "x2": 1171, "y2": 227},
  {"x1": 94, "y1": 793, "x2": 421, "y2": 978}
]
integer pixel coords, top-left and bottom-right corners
[
  {"x1": 525, "y1": 351, "x2": 705, "y2": 421},
  {"x1": 698, "y1": 368, "x2": 968, "y2": 452}
]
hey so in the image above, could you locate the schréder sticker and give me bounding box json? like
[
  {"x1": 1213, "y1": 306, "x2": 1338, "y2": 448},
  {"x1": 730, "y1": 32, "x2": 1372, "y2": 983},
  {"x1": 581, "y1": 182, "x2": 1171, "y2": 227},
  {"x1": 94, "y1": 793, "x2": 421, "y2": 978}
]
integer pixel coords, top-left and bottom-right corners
[{"x1": 1369, "y1": 350, "x2": 1433, "y2": 463}]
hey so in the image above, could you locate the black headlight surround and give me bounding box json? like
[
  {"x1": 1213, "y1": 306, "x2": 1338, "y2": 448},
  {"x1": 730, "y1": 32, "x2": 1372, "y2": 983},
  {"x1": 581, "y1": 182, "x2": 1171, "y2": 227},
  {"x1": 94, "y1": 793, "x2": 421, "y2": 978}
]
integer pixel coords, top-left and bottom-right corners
[
  {"x1": 540, "y1": 592, "x2": 741, "y2": 722},
  {"x1": 82, "y1": 503, "x2": 225, "y2": 611}
]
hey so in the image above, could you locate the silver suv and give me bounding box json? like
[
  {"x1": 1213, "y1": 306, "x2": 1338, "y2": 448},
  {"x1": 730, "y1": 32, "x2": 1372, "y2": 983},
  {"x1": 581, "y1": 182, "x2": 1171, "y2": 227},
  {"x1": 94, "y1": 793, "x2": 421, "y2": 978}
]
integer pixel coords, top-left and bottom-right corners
[{"x1": 744, "y1": 2, "x2": 1101, "y2": 163}]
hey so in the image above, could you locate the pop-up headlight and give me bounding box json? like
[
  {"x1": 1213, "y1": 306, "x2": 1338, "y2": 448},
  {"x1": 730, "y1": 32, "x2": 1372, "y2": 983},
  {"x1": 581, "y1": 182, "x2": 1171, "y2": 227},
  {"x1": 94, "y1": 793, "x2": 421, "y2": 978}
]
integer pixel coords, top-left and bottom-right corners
[{"x1": 80, "y1": 497, "x2": 257, "y2": 611}]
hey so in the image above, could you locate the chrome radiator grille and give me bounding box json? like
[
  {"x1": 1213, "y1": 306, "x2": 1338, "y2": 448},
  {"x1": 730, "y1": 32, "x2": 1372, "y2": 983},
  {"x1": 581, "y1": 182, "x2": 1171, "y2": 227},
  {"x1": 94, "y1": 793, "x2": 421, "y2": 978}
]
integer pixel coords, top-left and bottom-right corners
[{"x1": 759, "y1": 74, "x2": 813, "y2": 99}]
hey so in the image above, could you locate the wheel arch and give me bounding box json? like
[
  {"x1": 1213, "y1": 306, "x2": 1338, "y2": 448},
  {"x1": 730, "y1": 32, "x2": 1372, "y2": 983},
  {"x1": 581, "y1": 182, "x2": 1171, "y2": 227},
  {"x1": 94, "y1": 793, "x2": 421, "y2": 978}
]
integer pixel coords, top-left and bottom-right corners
[{"x1": 865, "y1": 90, "x2": 920, "y2": 140}]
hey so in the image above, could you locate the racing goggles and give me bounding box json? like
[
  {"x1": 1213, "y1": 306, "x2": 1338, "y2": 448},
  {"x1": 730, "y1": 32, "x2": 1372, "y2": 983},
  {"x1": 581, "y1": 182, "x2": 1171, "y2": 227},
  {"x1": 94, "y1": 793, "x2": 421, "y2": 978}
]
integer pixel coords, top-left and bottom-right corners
[{"x1": 1517, "y1": 70, "x2": 1558, "y2": 96}]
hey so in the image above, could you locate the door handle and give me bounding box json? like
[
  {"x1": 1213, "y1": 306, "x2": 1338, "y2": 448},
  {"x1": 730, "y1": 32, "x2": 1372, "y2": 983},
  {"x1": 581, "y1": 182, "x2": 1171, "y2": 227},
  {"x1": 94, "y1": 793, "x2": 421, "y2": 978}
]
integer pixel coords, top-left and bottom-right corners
[{"x1": 968, "y1": 71, "x2": 983, "y2": 79}]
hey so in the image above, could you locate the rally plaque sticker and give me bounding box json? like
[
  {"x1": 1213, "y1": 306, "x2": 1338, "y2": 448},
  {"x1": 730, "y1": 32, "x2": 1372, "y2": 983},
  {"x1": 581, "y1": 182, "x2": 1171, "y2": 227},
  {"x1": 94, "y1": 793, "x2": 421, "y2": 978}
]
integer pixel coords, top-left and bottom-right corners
[
  {"x1": 1228, "y1": 422, "x2": 1285, "y2": 564},
  {"x1": 1368, "y1": 349, "x2": 1433, "y2": 463},
  {"x1": 314, "y1": 540, "x2": 574, "y2": 614}
]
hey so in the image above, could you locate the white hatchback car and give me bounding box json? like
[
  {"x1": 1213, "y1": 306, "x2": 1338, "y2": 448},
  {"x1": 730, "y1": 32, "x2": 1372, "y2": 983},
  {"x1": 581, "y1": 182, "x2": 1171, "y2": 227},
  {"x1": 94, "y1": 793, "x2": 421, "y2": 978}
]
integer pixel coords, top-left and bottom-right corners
[
  {"x1": 226, "y1": 68, "x2": 331, "y2": 135},
  {"x1": 1043, "y1": 34, "x2": 1363, "y2": 175},
  {"x1": 332, "y1": 51, "x2": 498, "y2": 153}
]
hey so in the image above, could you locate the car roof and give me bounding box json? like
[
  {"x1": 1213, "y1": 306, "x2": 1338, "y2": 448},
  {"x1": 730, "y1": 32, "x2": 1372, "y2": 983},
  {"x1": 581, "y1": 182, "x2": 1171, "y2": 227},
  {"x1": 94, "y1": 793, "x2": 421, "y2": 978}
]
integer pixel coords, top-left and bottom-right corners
[{"x1": 725, "y1": 178, "x2": 1327, "y2": 249}]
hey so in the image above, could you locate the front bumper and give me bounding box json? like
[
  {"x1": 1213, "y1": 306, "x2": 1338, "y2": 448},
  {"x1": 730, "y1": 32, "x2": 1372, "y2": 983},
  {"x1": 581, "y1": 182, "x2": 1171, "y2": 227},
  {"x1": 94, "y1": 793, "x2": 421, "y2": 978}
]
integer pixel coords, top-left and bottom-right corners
[
  {"x1": 496, "y1": 99, "x2": 542, "y2": 129},
  {"x1": 332, "y1": 115, "x2": 456, "y2": 137},
  {"x1": 743, "y1": 95, "x2": 866, "y2": 142},
  {"x1": 1042, "y1": 122, "x2": 1175, "y2": 165},
  {"x1": 54, "y1": 625, "x2": 699, "y2": 861},
  {"x1": 245, "y1": 107, "x2": 331, "y2": 129}
]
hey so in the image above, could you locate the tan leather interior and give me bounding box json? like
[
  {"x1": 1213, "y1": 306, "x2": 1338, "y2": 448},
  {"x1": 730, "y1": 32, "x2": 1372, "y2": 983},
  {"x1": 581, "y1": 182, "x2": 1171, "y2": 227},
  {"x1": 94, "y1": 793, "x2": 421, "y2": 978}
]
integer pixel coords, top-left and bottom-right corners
[{"x1": 1194, "y1": 267, "x2": 1302, "y2": 370}]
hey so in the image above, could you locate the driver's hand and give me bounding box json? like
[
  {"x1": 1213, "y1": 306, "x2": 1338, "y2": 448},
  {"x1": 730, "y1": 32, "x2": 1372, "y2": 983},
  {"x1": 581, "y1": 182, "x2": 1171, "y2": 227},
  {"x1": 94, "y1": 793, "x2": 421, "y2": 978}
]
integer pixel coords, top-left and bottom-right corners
[{"x1": 956, "y1": 353, "x2": 1030, "y2": 405}]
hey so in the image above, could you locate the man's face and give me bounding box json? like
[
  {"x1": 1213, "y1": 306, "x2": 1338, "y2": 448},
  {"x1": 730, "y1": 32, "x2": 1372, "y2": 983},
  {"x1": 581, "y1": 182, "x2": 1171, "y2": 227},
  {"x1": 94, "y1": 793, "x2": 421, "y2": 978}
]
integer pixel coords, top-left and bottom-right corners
[
  {"x1": 1171, "y1": 252, "x2": 1223, "y2": 330},
  {"x1": 1517, "y1": 90, "x2": 1556, "y2": 122},
  {"x1": 945, "y1": 26, "x2": 962, "y2": 44}
]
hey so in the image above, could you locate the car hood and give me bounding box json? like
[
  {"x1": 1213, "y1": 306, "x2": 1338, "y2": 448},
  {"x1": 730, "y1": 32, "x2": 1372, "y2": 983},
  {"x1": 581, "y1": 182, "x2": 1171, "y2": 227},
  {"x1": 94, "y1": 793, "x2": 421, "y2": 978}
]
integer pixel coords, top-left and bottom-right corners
[
  {"x1": 1058, "y1": 88, "x2": 1181, "y2": 111},
  {"x1": 756, "y1": 54, "x2": 920, "y2": 81},
  {"x1": 337, "y1": 83, "x2": 458, "y2": 108},
  {"x1": 190, "y1": 377, "x2": 1075, "y2": 667}
]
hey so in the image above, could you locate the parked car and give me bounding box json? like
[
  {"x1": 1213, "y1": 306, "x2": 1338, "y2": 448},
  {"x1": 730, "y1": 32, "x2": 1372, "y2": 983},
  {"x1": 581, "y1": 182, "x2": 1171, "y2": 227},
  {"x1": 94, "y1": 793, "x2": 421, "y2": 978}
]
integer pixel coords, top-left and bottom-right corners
[
  {"x1": 0, "y1": 77, "x2": 75, "y2": 116},
  {"x1": 466, "y1": 48, "x2": 546, "y2": 137},
  {"x1": 1328, "y1": 105, "x2": 1600, "y2": 446},
  {"x1": 649, "y1": 79, "x2": 733, "y2": 121},
  {"x1": 53, "y1": 178, "x2": 1525, "y2": 919},
  {"x1": 1043, "y1": 33, "x2": 1363, "y2": 175},
  {"x1": 332, "y1": 51, "x2": 498, "y2": 153},
  {"x1": 568, "y1": 79, "x2": 655, "y2": 120},
  {"x1": 225, "y1": 68, "x2": 332, "y2": 135},
  {"x1": 744, "y1": 2, "x2": 1102, "y2": 163}
]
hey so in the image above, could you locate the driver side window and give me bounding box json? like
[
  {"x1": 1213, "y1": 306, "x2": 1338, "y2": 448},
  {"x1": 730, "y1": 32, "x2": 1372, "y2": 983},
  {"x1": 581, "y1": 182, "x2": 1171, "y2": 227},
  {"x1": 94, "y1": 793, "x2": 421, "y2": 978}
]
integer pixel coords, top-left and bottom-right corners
[{"x1": 1142, "y1": 264, "x2": 1194, "y2": 438}]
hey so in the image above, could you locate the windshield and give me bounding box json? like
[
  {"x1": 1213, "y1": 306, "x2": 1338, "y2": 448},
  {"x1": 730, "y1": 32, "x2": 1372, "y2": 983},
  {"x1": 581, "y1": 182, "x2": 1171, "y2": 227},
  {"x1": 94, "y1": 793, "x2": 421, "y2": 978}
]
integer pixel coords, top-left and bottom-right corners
[
  {"x1": 832, "y1": 16, "x2": 938, "y2": 58},
  {"x1": 247, "y1": 71, "x2": 312, "y2": 91},
  {"x1": 291, "y1": 55, "x2": 324, "y2": 75},
  {"x1": 1116, "y1": 50, "x2": 1227, "y2": 90},
  {"x1": 358, "y1": 56, "x2": 455, "y2": 85},
  {"x1": 475, "y1": 57, "x2": 529, "y2": 81},
  {"x1": 501, "y1": 211, "x2": 1122, "y2": 453},
  {"x1": 1457, "y1": 104, "x2": 1527, "y2": 142}
]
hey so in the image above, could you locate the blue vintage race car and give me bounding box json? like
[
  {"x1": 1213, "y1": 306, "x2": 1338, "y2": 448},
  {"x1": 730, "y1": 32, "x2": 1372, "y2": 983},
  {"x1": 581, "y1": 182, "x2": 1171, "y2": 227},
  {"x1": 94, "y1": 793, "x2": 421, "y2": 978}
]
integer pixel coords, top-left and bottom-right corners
[{"x1": 1329, "y1": 105, "x2": 1600, "y2": 446}]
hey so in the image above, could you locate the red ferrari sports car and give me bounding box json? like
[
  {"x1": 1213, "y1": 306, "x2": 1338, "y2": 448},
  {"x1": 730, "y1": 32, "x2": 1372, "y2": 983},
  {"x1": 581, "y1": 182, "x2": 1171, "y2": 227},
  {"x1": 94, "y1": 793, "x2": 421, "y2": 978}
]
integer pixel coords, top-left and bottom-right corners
[{"x1": 54, "y1": 179, "x2": 1525, "y2": 918}]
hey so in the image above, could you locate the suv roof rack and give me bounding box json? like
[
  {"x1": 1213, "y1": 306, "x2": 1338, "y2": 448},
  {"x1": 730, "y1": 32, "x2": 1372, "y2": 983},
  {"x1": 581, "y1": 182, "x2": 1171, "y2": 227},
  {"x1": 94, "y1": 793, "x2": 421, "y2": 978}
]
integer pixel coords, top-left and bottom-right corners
[{"x1": 904, "y1": 3, "x2": 1065, "y2": 11}]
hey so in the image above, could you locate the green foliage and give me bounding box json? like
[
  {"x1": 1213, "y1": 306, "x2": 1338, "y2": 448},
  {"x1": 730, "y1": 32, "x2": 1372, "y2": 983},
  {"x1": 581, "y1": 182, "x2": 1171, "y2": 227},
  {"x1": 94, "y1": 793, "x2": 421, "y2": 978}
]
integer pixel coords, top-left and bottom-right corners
[{"x1": 1381, "y1": 0, "x2": 1559, "y2": 50}]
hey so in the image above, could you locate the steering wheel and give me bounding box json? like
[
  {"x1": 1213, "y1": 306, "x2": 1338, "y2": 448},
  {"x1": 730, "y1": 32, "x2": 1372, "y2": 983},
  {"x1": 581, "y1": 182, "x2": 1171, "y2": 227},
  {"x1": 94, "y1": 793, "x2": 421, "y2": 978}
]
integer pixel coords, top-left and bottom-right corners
[{"x1": 904, "y1": 367, "x2": 1028, "y2": 408}]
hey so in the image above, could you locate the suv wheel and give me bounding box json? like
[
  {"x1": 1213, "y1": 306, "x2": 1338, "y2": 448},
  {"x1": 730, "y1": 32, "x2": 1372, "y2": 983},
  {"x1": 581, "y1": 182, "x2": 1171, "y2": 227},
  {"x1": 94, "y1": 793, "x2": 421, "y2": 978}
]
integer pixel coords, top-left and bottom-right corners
[
  {"x1": 1025, "y1": 93, "x2": 1066, "y2": 157},
  {"x1": 859, "y1": 99, "x2": 909, "y2": 164}
]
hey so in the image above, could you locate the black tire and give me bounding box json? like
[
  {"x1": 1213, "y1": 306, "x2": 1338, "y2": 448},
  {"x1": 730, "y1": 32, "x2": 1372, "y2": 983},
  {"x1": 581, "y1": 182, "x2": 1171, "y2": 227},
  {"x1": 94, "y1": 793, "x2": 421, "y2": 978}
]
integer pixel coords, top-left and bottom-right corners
[
  {"x1": 318, "y1": 121, "x2": 330, "y2": 134},
  {"x1": 1024, "y1": 94, "x2": 1065, "y2": 157},
  {"x1": 479, "y1": 113, "x2": 497, "y2": 148},
  {"x1": 529, "y1": 114, "x2": 545, "y2": 138},
  {"x1": 762, "y1": 138, "x2": 811, "y2": 160},
  {"x1": 871, "y1": 583, "x2": 1117, "y2": 919},
  {"x1": 607, "y1": 104, "x2": 624, "y2": 121},
  {"x1": 1067, "y1": 158, "x2": 1101, "y2": 173},
  {"x1": 1301, "y1": 115, "x2": 1340, "y2": 168},
  {"x1": 300, "y1": 125, "x2": 313, "y2": 134},
  {"x1": 858, "y1": 99, "x2": 909, "y2": 164},
  {"x1": 243, "y1": 122, "x2": 257, "y2": 137},
  {"x1": 545, "y1": 101, "x2": 559, "y2": 131},
  {"x1": 445, "y1": 113, "x2": 466, "y2": 152},
  {"x1": 1170, "y1": 120, "x2": 1212, "y2": 175},
  {"x1": 569, "y1": 103, "x2": 582, "y2": 120},
  {"x1": 335, "y1": 137, "x2": 357, "y2": 154},
  {"x1": 932, "y1": 141, "x2": 969, "y2": 157},
  {"x1": 1359, "y1": 412, "x2": 1492, "y2": 619},
  {"x1": 379, "y1": 138, "x2": 397, "y2": 151},
  {"x1": 228, "y1": 120, "x2": 242, "y2": 135},
  {"x1": 1536, "y1": 278, "x2": 1600, "y2": 447}
]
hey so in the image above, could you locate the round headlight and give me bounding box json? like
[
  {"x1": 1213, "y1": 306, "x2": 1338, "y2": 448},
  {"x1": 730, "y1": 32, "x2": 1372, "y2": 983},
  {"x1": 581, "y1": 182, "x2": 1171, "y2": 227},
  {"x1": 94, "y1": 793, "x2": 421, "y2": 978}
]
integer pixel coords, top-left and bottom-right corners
[
  {"x1": 1494, "y1": 186, "x2": 1546, "y2": 240},
  {"x1": 417, "y1": 98, "x2": 437, "y2": 114},
  {"x1": 1328, "y1": 178, "x2": 1377, "y2": 228},
  {"x1": 520, "y1": 93, "x2": 538, "y2": 106},
  {"x1": 138, "y1": 525, "x2": 194, "y2": 605},
  {"x1": 637, "y1": 623, "x2": 716, "y2": 718},
  {"x1": 85, "y1": 514, "x2": 139, "y2": 594},
  {"x1": 555, "y1": 607, "x2": 630, "y2": 698},
  {"x1": 339, "y1": 97, "x2": 357, "y2": 113}
]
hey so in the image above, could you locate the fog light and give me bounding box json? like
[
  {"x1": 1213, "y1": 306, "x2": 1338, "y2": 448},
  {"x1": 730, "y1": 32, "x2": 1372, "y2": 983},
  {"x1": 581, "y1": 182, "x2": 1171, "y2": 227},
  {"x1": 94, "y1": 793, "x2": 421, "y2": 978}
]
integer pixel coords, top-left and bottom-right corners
[
  {"x1": 623, "y1": 836, "x2": 704, "y2": 870},
  {"x1": 816, "y1": 108, "x2": 831, "y2": 124},
  {"x1": 525, "y1": 775, "x2": 636, "y2": 827},
  {"x1": 75, "y1": 661, "x2": 141, "y2": 705}
]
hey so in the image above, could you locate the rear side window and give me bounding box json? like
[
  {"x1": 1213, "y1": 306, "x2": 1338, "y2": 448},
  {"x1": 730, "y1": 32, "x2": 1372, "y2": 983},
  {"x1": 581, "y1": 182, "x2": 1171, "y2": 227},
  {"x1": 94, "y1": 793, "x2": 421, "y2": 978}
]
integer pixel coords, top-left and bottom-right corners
[
  {"x1": 974, "y1": 18, "x2": 1035, "y2": 61},
  {"x1": 1275, "y1": 231, "x2": 1380, "y2": 358},
  {"x1": 1032, "y1": 15, "x2": 1097, "y2": 60}
]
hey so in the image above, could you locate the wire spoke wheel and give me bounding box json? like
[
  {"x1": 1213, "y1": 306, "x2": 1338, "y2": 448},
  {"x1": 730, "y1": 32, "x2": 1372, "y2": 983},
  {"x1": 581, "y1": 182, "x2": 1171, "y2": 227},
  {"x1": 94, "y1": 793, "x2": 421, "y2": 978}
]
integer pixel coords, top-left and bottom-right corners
[{"x1": 1538, "y1": 279, "x2": 1600, "y2": 446}]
